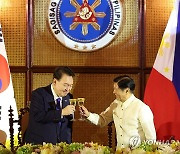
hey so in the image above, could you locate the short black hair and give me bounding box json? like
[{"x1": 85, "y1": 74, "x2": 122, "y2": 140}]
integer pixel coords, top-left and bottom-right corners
[
  {"x1": 113, "y1": 75, "x2": 135, "y2": 92},
  {"x1": 53, "y1": 66, "x2": 75, "y2": 80}
]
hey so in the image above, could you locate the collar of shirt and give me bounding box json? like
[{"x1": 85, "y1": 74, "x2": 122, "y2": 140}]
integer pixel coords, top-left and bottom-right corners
[
  {"x1": 115, "y1": 94, "x2": 135, "y2": 109},
  {"x1": 121, "y1": 94, "x2": 135, "y2": 109},
  {"x1": 51, "y1": 84, "x2": 62, "y2": 104}
]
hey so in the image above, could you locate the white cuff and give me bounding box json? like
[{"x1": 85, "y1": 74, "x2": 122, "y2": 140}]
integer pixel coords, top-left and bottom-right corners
[{"x1": 87, "y1": 112, "x2": 99, "y2": 125}]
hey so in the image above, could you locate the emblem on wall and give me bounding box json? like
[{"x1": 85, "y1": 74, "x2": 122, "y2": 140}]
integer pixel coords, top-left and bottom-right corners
[{"x1": 48, "y1": 0, "x2": 123, "y2": 51}]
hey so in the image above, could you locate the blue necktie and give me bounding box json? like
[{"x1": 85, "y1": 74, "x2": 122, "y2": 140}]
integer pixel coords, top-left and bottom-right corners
[
  {"x1": 56, "y1": 98, "x2": 61, "y2": 140},
  {"x1": 56, "y1": 98, "x2": 61, "y2": 110}
]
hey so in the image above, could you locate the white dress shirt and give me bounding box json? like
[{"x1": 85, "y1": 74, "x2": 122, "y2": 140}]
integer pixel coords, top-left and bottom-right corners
[
  {"x1": 51, "y1": 84, "x2": 63, "y2": 118},
  {"x1": 87, "y1": 94, "x2": 156, "y2": 148}
]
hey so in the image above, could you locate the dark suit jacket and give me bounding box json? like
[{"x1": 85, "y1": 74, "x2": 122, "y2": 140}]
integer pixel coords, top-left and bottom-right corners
[{"x1": 24, "y1": 84, "x2": 73, "y2": 144}]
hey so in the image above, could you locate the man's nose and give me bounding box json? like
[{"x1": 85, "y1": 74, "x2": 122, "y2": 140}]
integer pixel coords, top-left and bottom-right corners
[{"x1": 66, "y1": 86, "x2": 71, "y2": 91}]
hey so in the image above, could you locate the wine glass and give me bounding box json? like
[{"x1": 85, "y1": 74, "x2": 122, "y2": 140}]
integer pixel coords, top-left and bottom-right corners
[
  {"x1": 69, "y1": 99, "x2": 77, "y2": 121},
  {"x1": 77, "y1": 98, "x2": 85, "y2": 121}
]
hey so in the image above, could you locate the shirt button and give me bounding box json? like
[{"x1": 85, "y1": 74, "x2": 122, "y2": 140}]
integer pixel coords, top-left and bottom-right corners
[{"x1": 121, "y1": 135, "x2": 122, "y2": 136}]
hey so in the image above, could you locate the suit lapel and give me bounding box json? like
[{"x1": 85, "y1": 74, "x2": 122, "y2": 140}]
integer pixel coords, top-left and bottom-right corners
[
  {"x1": 44, "y1": 84, "x2": 55, "y2": 110},
  {"x1": 62, "y1": 96, "x2": 70, "y2": 108},
  {"x1": 44, "y1": 85, "x2": 71, "y2": 109}
]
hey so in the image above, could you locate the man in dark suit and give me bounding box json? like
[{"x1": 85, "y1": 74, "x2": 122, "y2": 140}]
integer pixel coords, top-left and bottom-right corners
[{"x1": 24, "y1": 66, "x2": 75, "y2": 144}]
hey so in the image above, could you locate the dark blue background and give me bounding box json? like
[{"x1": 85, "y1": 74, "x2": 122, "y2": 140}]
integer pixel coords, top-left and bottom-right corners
[{"x1": 57, "y1": 0, "x2": 113, "y2": 43}]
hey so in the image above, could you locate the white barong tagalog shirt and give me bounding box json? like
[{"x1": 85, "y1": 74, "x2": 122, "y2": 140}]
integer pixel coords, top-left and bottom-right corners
[{"x1": 87, "y1": 94, "x2": 156, "y2": 148}]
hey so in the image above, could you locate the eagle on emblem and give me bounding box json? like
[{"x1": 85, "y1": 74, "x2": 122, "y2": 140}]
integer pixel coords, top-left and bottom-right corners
[{"x1": 64, "y1": 0, "x2": 106, "y2": 35}]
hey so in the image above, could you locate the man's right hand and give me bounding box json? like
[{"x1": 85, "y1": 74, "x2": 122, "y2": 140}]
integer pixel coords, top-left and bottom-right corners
[
  {"x1": 79, "y1": 105, "x2": 90, "y2": 118},
  {"x1": 62, "y1": 105, "x2": 75, "y2": 116}
]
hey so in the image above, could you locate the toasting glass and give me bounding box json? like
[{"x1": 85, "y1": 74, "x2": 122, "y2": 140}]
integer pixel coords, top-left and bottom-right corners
[
  {"x1": 69, "y1": 99, "x2": 77, "y2": 121},
  {"x1": 77, "y1": 98, "x2": 85, "y2": 121}
]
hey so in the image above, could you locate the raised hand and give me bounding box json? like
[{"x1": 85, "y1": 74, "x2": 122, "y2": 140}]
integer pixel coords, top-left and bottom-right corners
[
  {"x1": 79, "y1": 105, "x2": 90, "y2": 118},
  {"x1": 62, "y1": 105, "x2": 75, "y2": 116}
]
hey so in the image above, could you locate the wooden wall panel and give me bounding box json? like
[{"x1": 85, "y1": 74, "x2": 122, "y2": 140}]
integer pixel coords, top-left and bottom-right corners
[
  {"x1": 11, "y1": 73, "x2": 26, "y2": 110},
  {"x1": 0, "y1": 0, "x2": 27, "y2": 66},
  {"x1": 32, "y1": 0, "x2": 139, "y2": 67}
]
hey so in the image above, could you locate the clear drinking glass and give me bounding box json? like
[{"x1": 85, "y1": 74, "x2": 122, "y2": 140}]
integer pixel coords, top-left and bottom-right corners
[
  {"x1": 77, "y1": 98, "x2": 85, "y2": 121},
  {"x1": 69, "y1": 99, "x2": 77, "y2": 121}
]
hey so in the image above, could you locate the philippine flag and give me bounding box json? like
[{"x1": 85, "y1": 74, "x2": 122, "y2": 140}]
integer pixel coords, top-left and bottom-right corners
[
  {"x1": 0, "y1": 24, "x2": 18, "y2": 142},
  {"x1": 144, "y1": 0, "x2": 180, "y2": 140}
]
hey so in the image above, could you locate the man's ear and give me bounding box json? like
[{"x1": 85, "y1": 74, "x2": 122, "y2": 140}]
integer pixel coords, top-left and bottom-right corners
[
  {"x1": 125, "y1": 88, "x2": 129, "y2": 93},
  {"x1": 53, "y1": 78, "x2": 56, "y2": 84}
]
